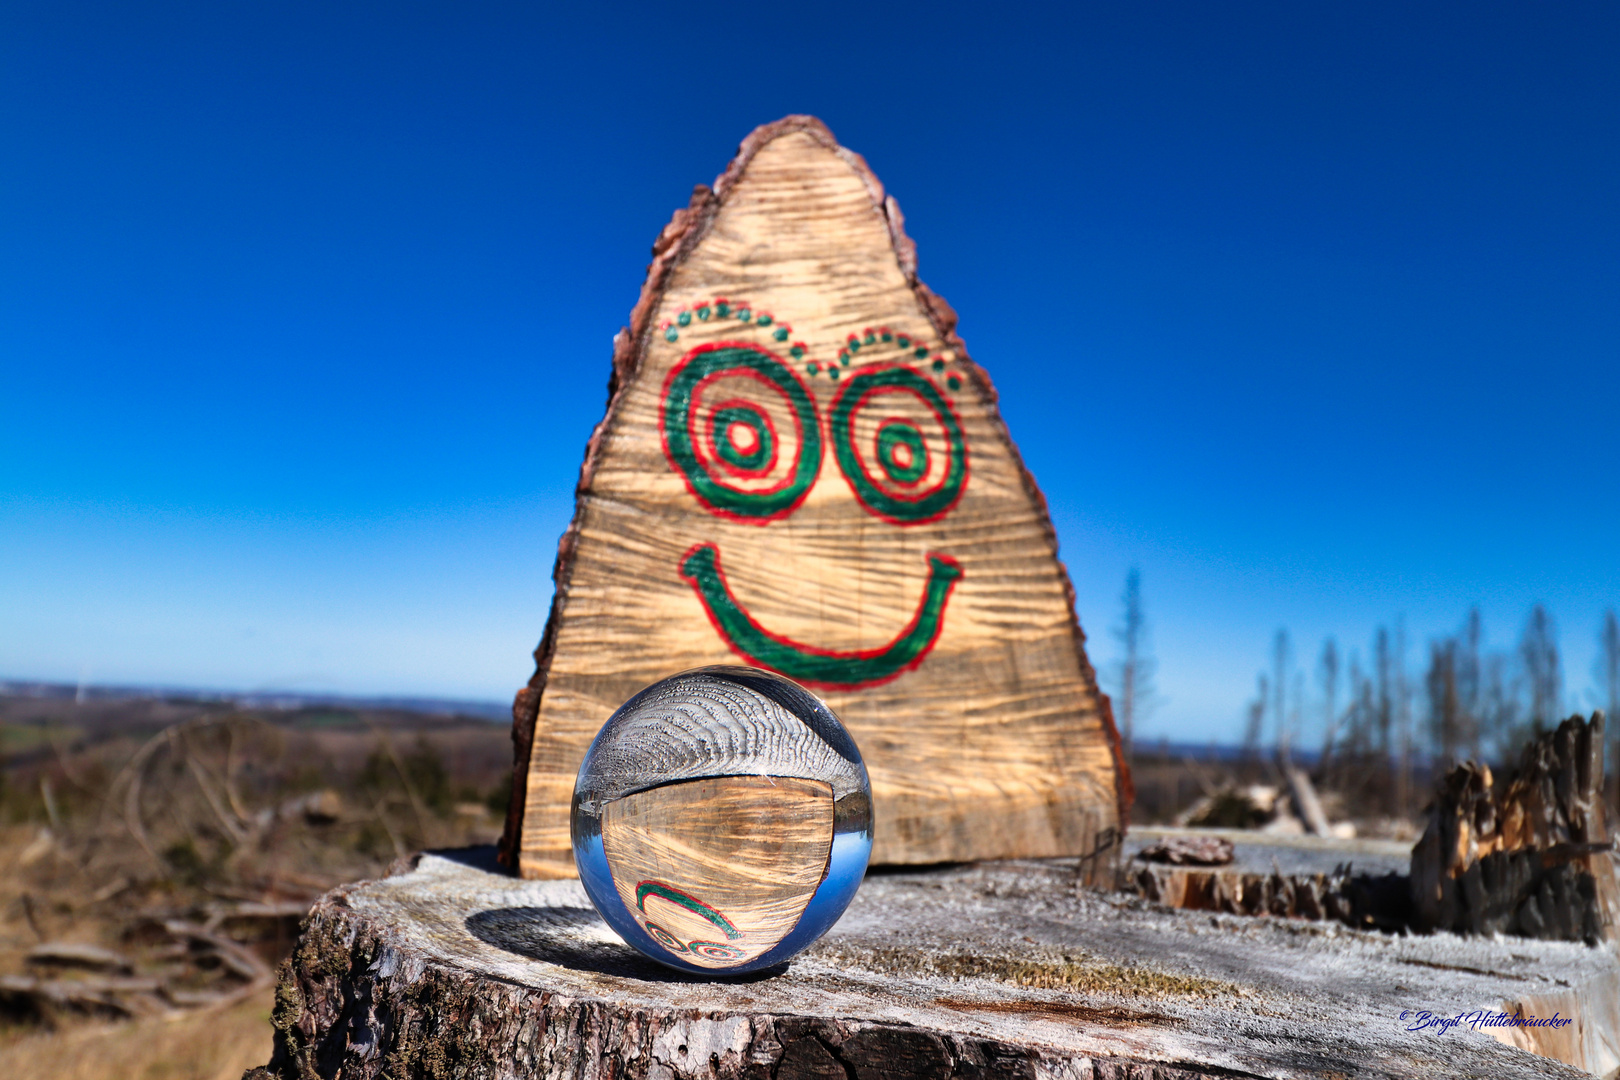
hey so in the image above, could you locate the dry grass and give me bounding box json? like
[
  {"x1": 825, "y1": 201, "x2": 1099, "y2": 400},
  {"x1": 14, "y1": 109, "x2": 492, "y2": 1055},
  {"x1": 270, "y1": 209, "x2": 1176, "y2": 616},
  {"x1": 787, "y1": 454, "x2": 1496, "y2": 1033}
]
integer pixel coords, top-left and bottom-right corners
[
  {"x1": 0, "y1": 985, "x2": 273, "y2": 1080},
  {"x1": 0, "y1": 694, "x2": 513, "y2": 1077}
]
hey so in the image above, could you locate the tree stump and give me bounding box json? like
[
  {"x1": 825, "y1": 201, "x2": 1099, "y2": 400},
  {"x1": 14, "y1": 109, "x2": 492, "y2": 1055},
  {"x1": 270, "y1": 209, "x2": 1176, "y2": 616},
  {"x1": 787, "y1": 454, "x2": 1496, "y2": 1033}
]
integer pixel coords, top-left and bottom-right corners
[
  {"x1": 1411, "y1": 713, "x2": 1618, "y2": 943},
  {"x1": 1126, "y1": 827, "x2": 1415, "y2": 931},
  {"x1": 247, "y1": 849, "x2": 1608, "y2": 1079}
]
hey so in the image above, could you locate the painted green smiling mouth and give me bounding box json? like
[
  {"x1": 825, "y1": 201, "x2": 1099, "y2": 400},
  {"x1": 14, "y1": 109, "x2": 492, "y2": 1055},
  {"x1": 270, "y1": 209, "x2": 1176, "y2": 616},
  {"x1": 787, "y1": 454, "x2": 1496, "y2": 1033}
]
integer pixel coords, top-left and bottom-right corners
[
  {"x1": 678, "y1": 543, "x2": 963, "y2": 691},
  {"x1": 635, "y1": 880, "x2": 742, "y2": 940}
]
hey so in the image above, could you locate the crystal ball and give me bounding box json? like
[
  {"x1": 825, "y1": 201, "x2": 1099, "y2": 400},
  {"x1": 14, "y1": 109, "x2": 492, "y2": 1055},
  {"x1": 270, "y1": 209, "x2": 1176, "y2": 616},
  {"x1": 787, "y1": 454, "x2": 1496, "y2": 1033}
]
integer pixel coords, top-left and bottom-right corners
[{"x1": 571, "y1": 666, "x2": 873, "y2": 974}]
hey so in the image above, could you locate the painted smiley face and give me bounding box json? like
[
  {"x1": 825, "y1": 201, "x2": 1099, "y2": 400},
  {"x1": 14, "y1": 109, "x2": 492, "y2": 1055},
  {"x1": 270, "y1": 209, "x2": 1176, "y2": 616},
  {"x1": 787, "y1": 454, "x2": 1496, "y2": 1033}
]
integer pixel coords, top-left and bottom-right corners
[{"x1": 657, "y1": 305, "x2": 970, "y2": 691}]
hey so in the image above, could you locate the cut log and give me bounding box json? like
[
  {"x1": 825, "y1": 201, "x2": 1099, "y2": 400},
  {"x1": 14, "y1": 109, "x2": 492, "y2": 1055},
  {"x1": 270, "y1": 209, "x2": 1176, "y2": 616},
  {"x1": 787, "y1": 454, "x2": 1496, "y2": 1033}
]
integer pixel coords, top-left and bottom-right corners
[
  {"x1": 1411, "y1": 712, "x2": 1618, "y2": 943},
  {"x1": 1135, "y1": 835, "x2": 1234, "y2": 866},
  {"x1": 24, "y1": 942, "x2": 135, "y2": 973},
  {"x1": 501, "y1": 115, "x2": 1128, "y2": 878},
  {"x1": 1280, "y1": 758, "x2": 1331, "y2": 837},
  {"x1": 248, "y1": 848, "x2": 1602, "y2": 1079}
]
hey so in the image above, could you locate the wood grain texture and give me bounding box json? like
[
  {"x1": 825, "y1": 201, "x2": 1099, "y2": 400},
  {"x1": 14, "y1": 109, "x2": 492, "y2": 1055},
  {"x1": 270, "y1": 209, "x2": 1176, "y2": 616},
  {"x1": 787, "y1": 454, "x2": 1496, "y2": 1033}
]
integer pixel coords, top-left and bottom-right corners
[
  {"x1": 249, "y1": 850, "x2": 1598, "y2": 1080},
  {"x1": 602, "y1": 775, "x2": 834, "y2": 967},
  {"x1": 504, "y1": 116, "x2": 1128, "y2": 877}
]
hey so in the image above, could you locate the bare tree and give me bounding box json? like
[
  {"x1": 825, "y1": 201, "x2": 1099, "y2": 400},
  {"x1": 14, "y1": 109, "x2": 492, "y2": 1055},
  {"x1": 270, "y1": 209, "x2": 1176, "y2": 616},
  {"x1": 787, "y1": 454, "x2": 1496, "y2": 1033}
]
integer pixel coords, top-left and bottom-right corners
[
  {"x1": 1598, "y1": 611, "x2": 1619, "y2": 780},
  {"x1": 1395, "y1": 618, "x2": 1411, "y2": 816},
  {"x1": 1110, "y1": 567, "x2": 1158, "y2": 753},
  {"x1": 1520, "y1": 604, "x2": 1562, "y2": 731},
  {"x1": 1272, "y1": 629, "x2": 1291, "y2": 750},
  {"x1": 1318, "y1": 637, "x2": 1340, "y2": 768},
  {"x1": 1426, "y1": 639, "x2": 1462, "y2": 768},
  {"x1": 1374, "y1": 626, "x2": 1392, "y2": 757},
  {"x1": 1245, "y1": 673, "x2": 1268, "y2": 760},
  {"x1": 1290, "y1": 671, "x2": 1306, "y2": 755},
  {"x1": 1346, "y1": 651, "x2": 1372, "y2": 757},
  {"x1": 1424, "y1": 612, "x2": 1483, "y2": 768},
  {"x1": 1597, "y1": 610, "x2": 1618, "y2": 719},
  {"x1": 1459, "y1": 609, "x2": 1482, "y2": 761},
  {"x1": 1480, "y1": 650, "x2": 1520, "y2": 763}
]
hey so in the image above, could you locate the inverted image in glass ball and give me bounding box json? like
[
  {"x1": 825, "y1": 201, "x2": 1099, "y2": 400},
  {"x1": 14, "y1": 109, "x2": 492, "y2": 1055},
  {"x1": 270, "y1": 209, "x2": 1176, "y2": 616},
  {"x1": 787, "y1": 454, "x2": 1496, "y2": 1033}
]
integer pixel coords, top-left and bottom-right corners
[{"x1": 571, "y1": 666, "x2": 873, "y2": 974}]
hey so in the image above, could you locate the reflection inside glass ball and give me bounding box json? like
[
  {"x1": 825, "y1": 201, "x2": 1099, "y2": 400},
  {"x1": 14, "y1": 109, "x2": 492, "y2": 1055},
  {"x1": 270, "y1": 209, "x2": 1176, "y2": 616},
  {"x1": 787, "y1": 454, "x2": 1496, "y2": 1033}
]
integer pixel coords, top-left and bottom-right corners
[{"x1": 570, "y1": 666, "x2": 873, "y2": 973}]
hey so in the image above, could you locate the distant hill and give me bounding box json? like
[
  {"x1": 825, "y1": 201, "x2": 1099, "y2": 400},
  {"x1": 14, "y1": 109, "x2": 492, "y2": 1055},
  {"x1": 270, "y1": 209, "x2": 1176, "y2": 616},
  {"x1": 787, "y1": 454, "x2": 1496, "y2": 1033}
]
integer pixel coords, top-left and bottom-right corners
[
  {"x1": 0, "y1": 679, "x2": 509, "y2": 721},
  {"x1": 0, "y1": 680, "x2": 511, "y2": 769}
]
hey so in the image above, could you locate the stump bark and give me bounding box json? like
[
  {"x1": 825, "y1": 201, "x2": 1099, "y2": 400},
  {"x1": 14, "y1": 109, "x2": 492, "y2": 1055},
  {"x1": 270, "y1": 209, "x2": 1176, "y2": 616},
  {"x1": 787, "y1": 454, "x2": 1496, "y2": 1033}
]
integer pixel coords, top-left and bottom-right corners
[{"x1": 248, "y1": 849, "x2": 1608, "y2": 1079}]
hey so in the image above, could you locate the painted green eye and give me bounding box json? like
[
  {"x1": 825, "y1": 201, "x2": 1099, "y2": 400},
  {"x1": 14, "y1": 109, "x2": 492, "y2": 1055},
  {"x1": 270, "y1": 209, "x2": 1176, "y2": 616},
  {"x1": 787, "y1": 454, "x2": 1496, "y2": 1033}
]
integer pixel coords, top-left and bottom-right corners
[
  {"x1": 710, "y1": 404, "x2": 775, "y2": 474},
  {"x1": 876, "y1": 420, "x2": 928, "y2": 485},
  {"x1": 661, "y1": 344, "x2": 821, "y2": 522},
  {"x1": 829, "y1": 365, "x2": 968, "y2": 526}
]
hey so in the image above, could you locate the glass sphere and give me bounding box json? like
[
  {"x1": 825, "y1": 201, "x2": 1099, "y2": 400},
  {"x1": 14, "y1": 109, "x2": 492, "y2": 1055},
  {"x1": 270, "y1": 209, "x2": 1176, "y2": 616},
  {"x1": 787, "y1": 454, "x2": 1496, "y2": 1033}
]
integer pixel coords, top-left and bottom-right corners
[{"x1": 571, "y1": 666, "x2": 873, "y2": 974}]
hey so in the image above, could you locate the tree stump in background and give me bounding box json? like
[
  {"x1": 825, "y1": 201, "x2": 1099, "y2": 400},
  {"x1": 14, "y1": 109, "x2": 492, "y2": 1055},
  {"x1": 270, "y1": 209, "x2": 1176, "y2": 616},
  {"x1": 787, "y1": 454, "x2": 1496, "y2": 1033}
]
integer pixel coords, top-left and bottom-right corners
[
  {"x1": 1411, "y1": 712, "x2": 1618, "y2": 943},
  {"x1": 500, "y1": 115, "x2": 1128, "y2": 880},
  {"x1": 246, "y1": 850, "x2": 1606, "y2": 1079}
]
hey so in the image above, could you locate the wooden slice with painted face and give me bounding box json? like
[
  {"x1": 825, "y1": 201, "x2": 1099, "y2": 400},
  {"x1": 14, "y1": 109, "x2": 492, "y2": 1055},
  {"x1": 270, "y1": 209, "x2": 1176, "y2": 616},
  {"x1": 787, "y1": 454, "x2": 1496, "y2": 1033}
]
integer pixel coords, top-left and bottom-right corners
[
  {"x1": 599, "y1": 775, "x2": 834, "y2": 967},
  {"x1": 505, "y1": 116, "x2": 1129, "y2": 880}
]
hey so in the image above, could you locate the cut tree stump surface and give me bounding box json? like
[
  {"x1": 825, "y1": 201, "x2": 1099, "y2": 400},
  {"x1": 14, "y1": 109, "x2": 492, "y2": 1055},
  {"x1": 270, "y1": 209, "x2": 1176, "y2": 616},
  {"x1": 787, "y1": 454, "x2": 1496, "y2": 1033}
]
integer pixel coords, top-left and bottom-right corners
[{"x1": 253, "y1": 849, "x2": 1613, "y2": 1079}]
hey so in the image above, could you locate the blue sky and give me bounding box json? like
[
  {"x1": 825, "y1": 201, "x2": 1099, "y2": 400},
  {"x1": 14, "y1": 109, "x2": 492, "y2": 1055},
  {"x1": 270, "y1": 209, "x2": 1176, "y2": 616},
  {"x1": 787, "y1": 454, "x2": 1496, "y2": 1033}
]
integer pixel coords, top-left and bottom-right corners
[{"x1": 3, "y1": 3, "x2": 1616, "y2": 743}]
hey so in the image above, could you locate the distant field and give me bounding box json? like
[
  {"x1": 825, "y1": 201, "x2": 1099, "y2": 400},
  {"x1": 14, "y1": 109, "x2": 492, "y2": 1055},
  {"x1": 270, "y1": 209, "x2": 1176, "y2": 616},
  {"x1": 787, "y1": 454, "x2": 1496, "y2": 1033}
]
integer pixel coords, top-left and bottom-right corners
[
  {"x1": 0, "y1": 723, "x2": 81, "y2": 755},
  {"x1": 0, "y1": 688, "x2": 512, "y2": 1077}
]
